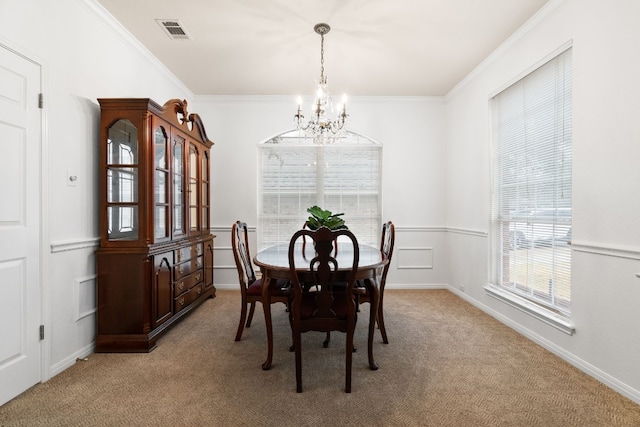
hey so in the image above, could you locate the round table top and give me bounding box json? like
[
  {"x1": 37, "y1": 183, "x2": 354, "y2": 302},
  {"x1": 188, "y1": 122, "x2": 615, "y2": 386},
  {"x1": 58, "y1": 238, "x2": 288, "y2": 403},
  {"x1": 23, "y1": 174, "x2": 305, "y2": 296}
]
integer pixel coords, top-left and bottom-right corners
[{"x1": 254, "y1": 242, "x2": 386, "y2": 273}]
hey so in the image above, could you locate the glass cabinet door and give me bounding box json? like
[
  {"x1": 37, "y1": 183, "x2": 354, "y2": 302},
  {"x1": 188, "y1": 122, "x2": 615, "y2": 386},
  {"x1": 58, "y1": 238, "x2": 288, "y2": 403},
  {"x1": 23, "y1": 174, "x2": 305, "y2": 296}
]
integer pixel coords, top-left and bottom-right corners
[
  {"x1": 188, "y1": 144, "x2": 200, "y2": 234},
  {"x1": 172, "y1": 134, "x2": 185, "y2": 238},
  {"x1": 106, "y1": 119, "x2": 139, "y2": 241},
  {"x1": 154, "y1": 124, "x2": 169, "y2": 240},
  {"x1": 201, "y1": 151, "x2": 210, "y2": 233}
]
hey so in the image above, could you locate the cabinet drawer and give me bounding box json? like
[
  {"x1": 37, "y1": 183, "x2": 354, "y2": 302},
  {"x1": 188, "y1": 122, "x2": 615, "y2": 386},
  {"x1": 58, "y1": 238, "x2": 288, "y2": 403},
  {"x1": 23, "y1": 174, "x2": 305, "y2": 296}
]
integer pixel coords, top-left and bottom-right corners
[
  {"x1": 175, "y1": 255, "x2": 203, "y2": 279},
  {"x1": 175, "y1": 283, "x2": 203, "y2": 313},
  {"x1": 175, "y1": 243, "x2": 203, "y2": 263},
  {"x1": 174, "y1": 269, "x2": 204, "y2": 297}
]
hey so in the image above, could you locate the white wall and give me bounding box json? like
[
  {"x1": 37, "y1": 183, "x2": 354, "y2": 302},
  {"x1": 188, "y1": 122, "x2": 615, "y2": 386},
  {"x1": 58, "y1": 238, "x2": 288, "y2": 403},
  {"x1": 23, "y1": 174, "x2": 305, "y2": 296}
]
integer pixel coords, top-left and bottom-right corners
[
  {"x1": 445, "y1": 0, "x2": 640, "y2": 402},
  {"x1": 192, "y1": 95, "x2": 449, "y2": 290},
  {"x1": 193, "y1": 96, "x2": 446, "y2": 228},
  {"x1": 0, "y1": 0, "x2": 193, "y2": 377}
]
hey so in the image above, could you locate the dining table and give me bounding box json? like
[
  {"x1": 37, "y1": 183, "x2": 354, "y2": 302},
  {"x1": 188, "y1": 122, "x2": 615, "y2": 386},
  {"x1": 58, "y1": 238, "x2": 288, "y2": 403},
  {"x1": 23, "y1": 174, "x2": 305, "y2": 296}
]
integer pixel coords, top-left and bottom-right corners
[{"x1": 253, "y1": 241, "x2": 388, "y2": 371}]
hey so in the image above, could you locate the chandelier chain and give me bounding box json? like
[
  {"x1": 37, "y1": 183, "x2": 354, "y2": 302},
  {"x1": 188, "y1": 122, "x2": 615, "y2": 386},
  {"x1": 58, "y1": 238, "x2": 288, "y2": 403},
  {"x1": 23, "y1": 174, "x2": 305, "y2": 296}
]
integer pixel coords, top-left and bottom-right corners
[{"x1": 320, "y1": 33, "x2": 325, "y2": 83}]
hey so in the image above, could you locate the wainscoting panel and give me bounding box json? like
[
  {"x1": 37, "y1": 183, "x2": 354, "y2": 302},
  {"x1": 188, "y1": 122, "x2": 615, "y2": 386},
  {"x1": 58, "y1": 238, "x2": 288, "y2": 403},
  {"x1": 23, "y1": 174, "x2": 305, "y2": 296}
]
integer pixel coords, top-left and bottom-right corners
[
  {"x1": 215, "y1": 245, "x2": 235, "y2": 270},
  {"x1": 48, "y1": 241, "x2": 98, "y2": 378},
  {"x1": 396, "y1": 247, "x2": 433, "y2": 269},
  {"x1": 74, "y1": 275, "x2": 96, "y2": 322}
]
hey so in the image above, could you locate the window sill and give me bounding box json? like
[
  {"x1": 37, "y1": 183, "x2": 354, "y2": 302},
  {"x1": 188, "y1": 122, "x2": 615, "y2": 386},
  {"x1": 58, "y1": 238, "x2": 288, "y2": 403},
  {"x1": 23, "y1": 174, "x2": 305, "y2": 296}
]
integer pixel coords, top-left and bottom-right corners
[{"x1": 484, "y1": 284, "x2": 575, "y2": 335}]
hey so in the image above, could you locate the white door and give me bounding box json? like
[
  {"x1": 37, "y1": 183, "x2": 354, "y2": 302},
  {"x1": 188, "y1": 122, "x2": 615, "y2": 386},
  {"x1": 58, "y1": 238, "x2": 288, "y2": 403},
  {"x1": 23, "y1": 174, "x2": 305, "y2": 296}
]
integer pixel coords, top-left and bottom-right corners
[{"x1": 0, "y1": 45, "x2": 42, "y2": 406}]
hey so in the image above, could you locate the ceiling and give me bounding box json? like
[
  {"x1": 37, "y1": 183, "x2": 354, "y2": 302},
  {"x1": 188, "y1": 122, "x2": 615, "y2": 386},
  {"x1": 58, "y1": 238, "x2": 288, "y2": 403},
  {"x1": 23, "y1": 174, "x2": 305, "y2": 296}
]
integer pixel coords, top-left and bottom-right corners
[{"x1": 96, "y1": 0, "x2": 550, "y2": 96}]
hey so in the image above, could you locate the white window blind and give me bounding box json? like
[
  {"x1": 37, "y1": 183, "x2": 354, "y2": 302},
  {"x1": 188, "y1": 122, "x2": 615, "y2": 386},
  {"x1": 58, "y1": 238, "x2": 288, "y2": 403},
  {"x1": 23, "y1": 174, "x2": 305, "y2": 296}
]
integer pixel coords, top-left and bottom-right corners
[
  {"x1": 491, "y1": 47, "x2": 572, "y2": 316},
  {"x1": 258, "y1": 130, "x2": 381, "y2": 251}
]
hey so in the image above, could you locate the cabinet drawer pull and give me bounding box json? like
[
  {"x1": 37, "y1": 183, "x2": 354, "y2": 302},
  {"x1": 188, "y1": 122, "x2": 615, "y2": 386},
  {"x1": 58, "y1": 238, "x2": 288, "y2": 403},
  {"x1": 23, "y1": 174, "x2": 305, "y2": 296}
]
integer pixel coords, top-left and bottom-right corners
[
  {"x1": 178, "y1": 297, "x2": 185, "y2": 307},
  {"x1": 196, "y1": 287, "x2": 202, "y2": 295},
  {"x1": 177, "y1": 281, "x2": 185, "y2": 291},
  {"x1": 178, "y1": 265, "x2": 183, "y2": 275},
  {"x1": 195, "y1": 273, "x2": 201, "y2": 281},
  {"x1": 177, "y1": 251, "x2": 182, "y2": 262}
]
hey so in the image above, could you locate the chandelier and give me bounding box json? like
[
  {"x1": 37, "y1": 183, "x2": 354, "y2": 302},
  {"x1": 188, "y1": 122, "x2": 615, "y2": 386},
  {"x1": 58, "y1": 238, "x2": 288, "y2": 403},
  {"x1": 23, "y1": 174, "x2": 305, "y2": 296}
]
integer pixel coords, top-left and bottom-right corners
[{"x1": 294, "y1": 23, "x2": 348, "y2": 141}]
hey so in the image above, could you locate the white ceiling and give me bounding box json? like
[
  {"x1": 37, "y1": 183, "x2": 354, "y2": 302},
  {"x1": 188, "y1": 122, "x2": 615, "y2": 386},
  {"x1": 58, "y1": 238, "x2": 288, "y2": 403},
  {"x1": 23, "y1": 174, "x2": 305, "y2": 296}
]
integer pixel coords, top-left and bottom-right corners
[{"x1": 96, "y1": 0, "x2": 550, "y2": 96}]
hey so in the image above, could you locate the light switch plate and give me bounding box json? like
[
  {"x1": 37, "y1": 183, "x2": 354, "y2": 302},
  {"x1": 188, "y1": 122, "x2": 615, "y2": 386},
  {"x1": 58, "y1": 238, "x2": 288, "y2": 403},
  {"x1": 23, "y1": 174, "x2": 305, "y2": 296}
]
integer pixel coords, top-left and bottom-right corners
[{"x1": 67, "y1": 170, "x2": 78, "y2": 187}]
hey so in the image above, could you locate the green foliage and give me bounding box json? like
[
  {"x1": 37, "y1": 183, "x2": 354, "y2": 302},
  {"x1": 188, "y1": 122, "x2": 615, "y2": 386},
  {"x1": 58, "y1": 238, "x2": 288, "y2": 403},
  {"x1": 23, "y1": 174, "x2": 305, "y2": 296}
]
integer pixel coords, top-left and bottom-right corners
[{"x1": 306, "y1": 206, "x2": 348, "y2": 230}]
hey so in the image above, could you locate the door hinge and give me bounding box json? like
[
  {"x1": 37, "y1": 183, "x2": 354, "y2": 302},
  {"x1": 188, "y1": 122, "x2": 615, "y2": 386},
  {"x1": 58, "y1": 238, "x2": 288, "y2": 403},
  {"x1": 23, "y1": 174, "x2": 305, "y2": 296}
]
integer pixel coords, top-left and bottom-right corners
[
  {"x1": 39, "y1": 325, "x2": 44, "y2": 340},
  {"x1": 38, "y1": 93, "x2": 43, "y2": 109}
]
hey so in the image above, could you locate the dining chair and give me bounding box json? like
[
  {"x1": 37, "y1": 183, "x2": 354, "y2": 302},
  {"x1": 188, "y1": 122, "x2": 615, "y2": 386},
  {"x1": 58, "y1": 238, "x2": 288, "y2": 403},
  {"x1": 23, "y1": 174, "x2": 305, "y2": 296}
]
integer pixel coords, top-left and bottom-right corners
[
  {"x1": 300, "y1": 220, "x2": 340, "y2": 313},
  {"x1": 357, "y1": 221, "x2": 395, "y2": 344},
  {"x1": 231, "y1": 220, "x2": 290, "y2": 342},
  {"x1": 288, "y1": 226, "x2": 360, "y2": 393}
]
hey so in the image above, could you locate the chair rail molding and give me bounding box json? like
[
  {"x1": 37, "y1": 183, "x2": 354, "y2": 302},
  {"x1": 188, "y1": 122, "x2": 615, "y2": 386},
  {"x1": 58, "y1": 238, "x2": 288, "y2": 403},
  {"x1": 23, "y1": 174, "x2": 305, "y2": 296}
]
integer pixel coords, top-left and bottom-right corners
[
  {"x1": 211, "y1": 225, "x2": 255, "y2": 234},
  {"x1": 571, "y1": 241, "x2": 640, "y2": 261},
  {"x1": 395, "y1": 226, "x2": 446, "y2": 233},
  {"x1": 50, "y1": 237, "x2": 100, "y2": 253},
  {"x1": 445, "y1": 227, "x2": 488, "y2": 237}
]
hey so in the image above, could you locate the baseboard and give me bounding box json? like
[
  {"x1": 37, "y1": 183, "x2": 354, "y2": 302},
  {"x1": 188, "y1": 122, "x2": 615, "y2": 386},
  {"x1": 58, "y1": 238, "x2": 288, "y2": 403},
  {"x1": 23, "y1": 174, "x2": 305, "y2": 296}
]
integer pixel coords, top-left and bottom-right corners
[
  {"x1": 447, "y1": 286, "x2": 640, "y2": 405},
  {"x1": 215, "y1": 283, "x2": 447, "y2": 291},
  {"x1": 49, "y1": 343, "x2": 94, "y2": 378},
  {"x1": 215, "y1": 283, "x2": 238, "y2": 291},
  {"x1": 385, "y1": 283, "x2": 448, "y2": 290}
]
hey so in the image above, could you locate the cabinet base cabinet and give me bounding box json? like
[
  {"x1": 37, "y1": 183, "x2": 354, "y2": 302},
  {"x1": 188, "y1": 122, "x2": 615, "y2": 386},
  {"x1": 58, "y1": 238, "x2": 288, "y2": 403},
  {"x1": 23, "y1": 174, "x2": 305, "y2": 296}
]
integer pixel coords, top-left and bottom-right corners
[
  {"x1": 95, "y1": 237, "x2": 216, "y2": 353},
  {"x1": 94, "y1": 289, "x2": 214, "y2": 353}
]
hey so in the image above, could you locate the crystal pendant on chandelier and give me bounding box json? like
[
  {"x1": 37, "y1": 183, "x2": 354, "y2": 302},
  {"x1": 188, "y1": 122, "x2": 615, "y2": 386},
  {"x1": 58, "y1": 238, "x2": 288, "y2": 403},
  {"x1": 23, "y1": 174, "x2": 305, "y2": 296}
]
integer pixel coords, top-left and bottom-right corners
[{"x1": 294, "y1": 23, "x2": 348, "y2": 143}]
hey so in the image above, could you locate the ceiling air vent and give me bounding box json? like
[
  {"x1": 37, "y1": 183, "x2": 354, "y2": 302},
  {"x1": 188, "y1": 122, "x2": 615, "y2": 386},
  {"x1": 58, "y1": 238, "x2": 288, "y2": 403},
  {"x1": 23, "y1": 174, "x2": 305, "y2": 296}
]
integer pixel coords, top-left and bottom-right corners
[{"x1": 156, "y1": 19, "x2": 191, "y2": 40}]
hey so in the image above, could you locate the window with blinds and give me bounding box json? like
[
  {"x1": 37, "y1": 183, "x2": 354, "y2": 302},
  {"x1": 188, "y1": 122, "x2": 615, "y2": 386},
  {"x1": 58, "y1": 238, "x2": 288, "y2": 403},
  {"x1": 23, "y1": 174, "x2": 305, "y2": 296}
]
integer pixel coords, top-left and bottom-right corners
[
  {"x1": 258, "y1": 130, "x2": 382, "y2": 251},
  {"x1": 491, "y1": 47, "x2": 572, "y2": 317}
]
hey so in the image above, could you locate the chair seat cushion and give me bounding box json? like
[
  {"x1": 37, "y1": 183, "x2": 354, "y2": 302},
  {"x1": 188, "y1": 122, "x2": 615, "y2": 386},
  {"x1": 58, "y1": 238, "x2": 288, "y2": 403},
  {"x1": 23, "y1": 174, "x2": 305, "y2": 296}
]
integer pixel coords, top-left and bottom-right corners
[{"x1": 247, "y1": 278, "x2": 290, "y2": 297}]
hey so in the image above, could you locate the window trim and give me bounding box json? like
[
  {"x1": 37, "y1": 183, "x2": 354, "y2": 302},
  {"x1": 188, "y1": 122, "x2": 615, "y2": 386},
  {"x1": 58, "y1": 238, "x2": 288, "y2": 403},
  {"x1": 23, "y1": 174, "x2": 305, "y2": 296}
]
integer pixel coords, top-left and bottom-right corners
[
  {"x1": 488, "y1": 43, "x2": 573, "y2": 329},
  {"x1": 484, "y1": 284, "x2": 575, "y2": 335}
]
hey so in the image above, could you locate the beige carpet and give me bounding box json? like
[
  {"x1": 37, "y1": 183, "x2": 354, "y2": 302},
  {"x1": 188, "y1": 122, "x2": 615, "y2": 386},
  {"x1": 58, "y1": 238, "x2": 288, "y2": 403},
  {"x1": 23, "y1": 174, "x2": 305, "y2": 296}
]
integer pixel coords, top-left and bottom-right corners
[{"x1": 1, "y1": 289, "x2": 639, "y2": 426}]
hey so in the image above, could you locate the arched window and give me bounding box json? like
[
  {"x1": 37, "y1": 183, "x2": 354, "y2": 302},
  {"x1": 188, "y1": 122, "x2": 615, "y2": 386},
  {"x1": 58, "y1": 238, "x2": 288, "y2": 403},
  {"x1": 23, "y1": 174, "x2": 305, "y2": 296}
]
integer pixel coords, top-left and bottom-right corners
[{"x1": 257, "y1": 130, "x2": 382, "y2": 250}]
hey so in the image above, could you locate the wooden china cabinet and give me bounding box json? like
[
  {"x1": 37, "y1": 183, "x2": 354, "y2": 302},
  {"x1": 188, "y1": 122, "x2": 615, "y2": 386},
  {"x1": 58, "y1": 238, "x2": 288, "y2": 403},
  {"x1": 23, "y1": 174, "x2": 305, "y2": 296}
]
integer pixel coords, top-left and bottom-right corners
[{"x1": 96, "y1": 98, "x2": 215, "y2": 352}]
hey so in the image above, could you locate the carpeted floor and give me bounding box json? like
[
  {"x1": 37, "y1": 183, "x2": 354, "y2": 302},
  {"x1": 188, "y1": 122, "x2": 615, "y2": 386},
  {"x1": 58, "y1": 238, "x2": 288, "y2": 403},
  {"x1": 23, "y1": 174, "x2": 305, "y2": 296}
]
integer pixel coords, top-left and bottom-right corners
[{"x1": 1, "y1": 289, "x2": 639, "y2": 426}]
